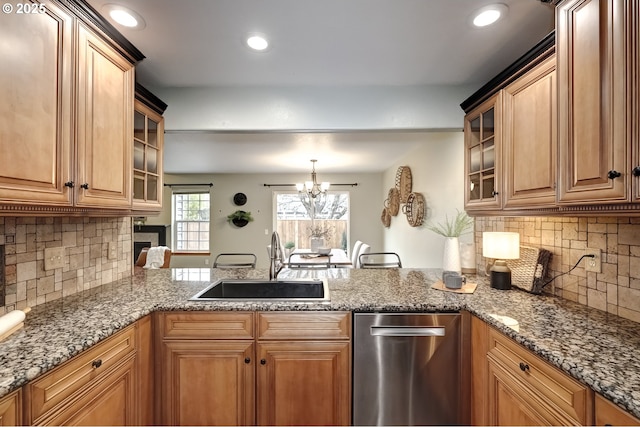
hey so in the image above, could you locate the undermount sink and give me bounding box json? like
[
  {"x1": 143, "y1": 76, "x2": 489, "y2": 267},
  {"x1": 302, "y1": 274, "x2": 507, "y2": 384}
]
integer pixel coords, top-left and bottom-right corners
[{"x1": 189, "y1": 278, "x2": 330, "y2": 302}]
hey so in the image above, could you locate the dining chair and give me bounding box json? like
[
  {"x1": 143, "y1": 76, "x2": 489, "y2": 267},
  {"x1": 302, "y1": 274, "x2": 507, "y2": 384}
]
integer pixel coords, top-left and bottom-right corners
[
  {"x1": 213, "y1": 253, "x2": 257, "y2": 268},
  {"x1": 136, "y1": 247, "x2": 172, "y2": 268},
  {"x1": 350, "y1": 240, "x2": 363, "y2": 267},
  {"x1": 354, "y1": 243, "x2": 370, "y2": 268},
  {"x1": 359, "y1": 252, "x2": 402, "y2": 269}
]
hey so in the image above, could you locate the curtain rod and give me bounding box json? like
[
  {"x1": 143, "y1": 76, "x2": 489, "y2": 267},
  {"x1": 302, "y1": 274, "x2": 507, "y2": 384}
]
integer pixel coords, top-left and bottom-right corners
[
  {"x1": 163, "y1": 183, "x2": 213, "y2": 187},
  {"x1": 263, "y1": 183, "x2": 358, "y2": 188}
]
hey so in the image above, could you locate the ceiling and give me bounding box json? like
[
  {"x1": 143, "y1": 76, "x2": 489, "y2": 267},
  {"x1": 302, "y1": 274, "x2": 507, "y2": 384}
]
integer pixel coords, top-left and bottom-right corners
[{"x1": 86, "y1": 0, "x2": 555, "y2": 174}]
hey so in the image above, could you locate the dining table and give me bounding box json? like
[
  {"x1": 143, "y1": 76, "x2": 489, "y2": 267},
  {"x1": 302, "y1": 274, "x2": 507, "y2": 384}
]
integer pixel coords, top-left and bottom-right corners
[{"x1": 285, "y1": 248, "x2": 352, "y2": 268}]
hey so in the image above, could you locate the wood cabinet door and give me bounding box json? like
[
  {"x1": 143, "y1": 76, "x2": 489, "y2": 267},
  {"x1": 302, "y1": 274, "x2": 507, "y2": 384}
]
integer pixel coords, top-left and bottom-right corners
[
  {"x1": 37, "y1": 356, "x2": 137, "y2": 426},
  {"x1": 256, "y1": 341, "x2": 351, "y2": 426},
  {"x1": 488, "y1": 357, "x2": 570, "y2": 426},
  {"x1": 503, "y1": 55, "x2": 557, "y2": 209},
  {"x1": 0, "y1": 0, "x2": 72, "y2": 206},
  {"x1": 132, "y1": 101, "x2": 164, "y2": 212},
  {"x1": 595, "y1": 394, "x2": 640, "y2": 426},
  {"x1": 76, "y1": 23, "x2": 134, "y2": 208},
  {"x1": 0, "y1": 390, "x2": 21, "y2": 426},
  {"x1": 464, "y1": 94, "x2": 503, "y2": 211},
  {"x1": 160, "y1": 340, "x2": 255, "y2": 426},
  {"x1": 557, "y1": 0, "x2": 630, "y2": 204}
]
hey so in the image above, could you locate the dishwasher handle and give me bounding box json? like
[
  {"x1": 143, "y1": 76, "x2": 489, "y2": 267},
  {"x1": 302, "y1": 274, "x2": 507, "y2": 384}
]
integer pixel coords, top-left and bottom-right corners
[{"x1": 370, "y1": 326, "x2": 445, "y2": 337}]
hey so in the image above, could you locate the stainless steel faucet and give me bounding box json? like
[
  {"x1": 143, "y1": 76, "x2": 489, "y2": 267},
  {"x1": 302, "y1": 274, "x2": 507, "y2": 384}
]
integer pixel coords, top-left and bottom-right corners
[{"x1": 269, "y1": 231, "x2": 284, "y2": 280}]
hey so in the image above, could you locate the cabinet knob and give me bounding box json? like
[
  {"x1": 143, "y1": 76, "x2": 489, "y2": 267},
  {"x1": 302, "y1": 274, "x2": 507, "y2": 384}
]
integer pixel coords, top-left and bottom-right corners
[
  {"x1": 91, "y1": 359, "x2": 102, "y2": 369},
  {"x1": 64, "y1": 181, "x2": 75, "y2": 188},
  {"x1": 633, "y1": 166, "x2": 640, "y2": 177},
  {"x1": 491, "y1": 191, "x2": 499, "y2": 197},
  {"x1": 260, "y1": 359, "x2": 266, "y2": 365},
  {"x1": 607, "y1": 170, "x2": 622, "y2": 180},
  {"x1": 244, "y1": 357, "x2": 251, "y2": 364},
  {"x1": 80, "y1": 183, "x2": 90, "y2": 190},
  {"x1": 519, "y1": 362, "x2": 530, "y2": 372}
]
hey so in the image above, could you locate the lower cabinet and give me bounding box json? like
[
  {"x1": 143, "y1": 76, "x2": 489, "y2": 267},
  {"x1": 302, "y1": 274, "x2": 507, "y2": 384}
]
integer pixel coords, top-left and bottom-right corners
[
  {"x1": 156, "y1": 311, "x2": 351, "y2": 426},
  {"x1": 0, "y1": 390, "x2": 21, "y2": 426},
  {"x1": 22, "y1": 318, "x2": 152, "y2": 426},
  {"x1": 595, "y1": 394, "x2": 640, "y2": 426}
]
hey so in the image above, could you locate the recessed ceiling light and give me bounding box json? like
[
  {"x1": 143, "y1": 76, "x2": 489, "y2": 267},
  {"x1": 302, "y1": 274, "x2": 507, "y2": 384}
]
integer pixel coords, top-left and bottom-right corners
[
  {"x1": 472, "y1": 4, "x2": 508, "y2": 27},
  {"x1": 102, "y1": 4, "x2": 146, "y2": 30},
  {"x1": 246, "y1": 34, "x2": 269, "y2": 51}
]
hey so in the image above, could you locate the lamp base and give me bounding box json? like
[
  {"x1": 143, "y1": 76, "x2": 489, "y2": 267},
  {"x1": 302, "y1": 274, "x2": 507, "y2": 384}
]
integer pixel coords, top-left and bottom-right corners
[{"x1": 490, "y1": 260, "x2": 512, "y2": 290}]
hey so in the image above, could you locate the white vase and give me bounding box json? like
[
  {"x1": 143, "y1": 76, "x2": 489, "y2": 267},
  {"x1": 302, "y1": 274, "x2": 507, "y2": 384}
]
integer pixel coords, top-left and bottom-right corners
[
  {"x1": 310, "y1": 237, "x2": 324, "y2": 253},
  {"x1": 442, "y1": 237, "x2": 461, "y2": 274}
]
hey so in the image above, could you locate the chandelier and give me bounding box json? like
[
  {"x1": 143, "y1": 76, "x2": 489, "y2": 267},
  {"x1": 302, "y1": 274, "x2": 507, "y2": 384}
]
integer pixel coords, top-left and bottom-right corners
[{"x1": 296, "y1": 159, "x2": 330, "y2": 198}]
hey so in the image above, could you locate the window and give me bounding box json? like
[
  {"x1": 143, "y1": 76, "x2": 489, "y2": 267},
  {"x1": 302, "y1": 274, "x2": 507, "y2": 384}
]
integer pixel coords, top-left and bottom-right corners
[
  {"x1": 274, "y1": 191, "x2": 350, "y2": 251},
  {"x1": 172, "y1": 192, "x2": 210, "y2": 252}
]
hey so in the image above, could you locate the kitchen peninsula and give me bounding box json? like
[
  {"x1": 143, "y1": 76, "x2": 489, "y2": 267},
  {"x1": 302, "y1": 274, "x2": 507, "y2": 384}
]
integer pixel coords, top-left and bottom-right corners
[{"x1": 0, "y1": 267, "x2": 638, "y2": 425}]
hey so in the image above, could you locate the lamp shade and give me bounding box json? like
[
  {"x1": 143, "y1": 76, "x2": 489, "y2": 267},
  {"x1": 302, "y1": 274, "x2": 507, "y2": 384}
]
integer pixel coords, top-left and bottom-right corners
[{"x1": 482, "y1": 232, "x2": 520, "y2": 260}]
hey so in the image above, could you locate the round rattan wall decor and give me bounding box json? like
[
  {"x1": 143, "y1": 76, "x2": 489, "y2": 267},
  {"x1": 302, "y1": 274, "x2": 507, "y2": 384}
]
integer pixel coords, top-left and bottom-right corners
[
  {"x1": 381, "y1": 207, "x2": 391, "y2": 228},
  {"x1": 386, "y1": 187, "x2": 400, "y2": 216},
  {"x1": 395, "y1": 166, "x2": 413, "y2": 203},
  {"x1": 403, "y1": 192, "x2": 425, "y2": 227}
]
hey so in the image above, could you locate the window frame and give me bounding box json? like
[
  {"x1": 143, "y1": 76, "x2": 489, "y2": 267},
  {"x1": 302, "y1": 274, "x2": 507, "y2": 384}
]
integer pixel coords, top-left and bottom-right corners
[{"x1": 171, "y1": 191, "x2": 211, "y2": 254}]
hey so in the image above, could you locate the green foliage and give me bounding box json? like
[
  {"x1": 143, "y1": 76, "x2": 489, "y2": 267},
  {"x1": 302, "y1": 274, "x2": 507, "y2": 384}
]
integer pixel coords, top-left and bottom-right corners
[
  {"x1": 425, "y1": 210, "x2": 473, "y2": 237},
  {"x1": 227, "y1": 210, "x2": 254, "y2": 223},
  {"x1": 284, "y1": 241, "x2": 295, "y2": 249}
]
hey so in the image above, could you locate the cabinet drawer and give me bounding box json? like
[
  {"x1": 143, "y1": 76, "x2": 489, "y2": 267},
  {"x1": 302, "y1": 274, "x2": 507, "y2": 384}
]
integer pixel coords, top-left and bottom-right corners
[
  {"x1": 257, "y1": 311, "x2": 351, "y2": 340},
  {"x1": 159, "y1": 312, "x2": 254, "y2": 339},
  {"x1": 26, "y1": 325, "x2": 136, "y2": 422},
  {"x1": 595, "y1": 394, "x2": 640, "y2": 426},
  {"x1": 488, "y1": 328, "x2": 592, "y2": 425}
]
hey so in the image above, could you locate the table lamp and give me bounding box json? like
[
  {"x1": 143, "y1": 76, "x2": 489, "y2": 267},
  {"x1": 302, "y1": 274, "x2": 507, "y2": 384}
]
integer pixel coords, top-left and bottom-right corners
[{"x1": 482, "y1": 232, "x2": 520, "y2": 290}]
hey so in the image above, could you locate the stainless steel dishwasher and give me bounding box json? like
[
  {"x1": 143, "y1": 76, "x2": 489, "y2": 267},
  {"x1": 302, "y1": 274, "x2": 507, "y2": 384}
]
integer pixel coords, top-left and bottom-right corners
[{"x1": 353, "y1": 312, "x2": 463, "y2": 426}]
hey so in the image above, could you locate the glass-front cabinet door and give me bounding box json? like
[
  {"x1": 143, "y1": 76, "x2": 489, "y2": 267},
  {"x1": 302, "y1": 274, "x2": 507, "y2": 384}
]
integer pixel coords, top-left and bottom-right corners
[
  {"x1": 133, "y1": 100, "x2": 164, "y2": 211},
  {"x1": 464, "y1": 93, "x2": 502, "y2": 211}
]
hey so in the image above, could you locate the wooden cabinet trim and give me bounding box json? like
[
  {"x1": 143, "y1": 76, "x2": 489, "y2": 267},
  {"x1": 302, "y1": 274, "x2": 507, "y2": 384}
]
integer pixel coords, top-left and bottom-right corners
[
  {"x1": 257, "y1": 311, "x2": 351, "y2": 340},
  {"x1": 0, "y1": 389, "x2": 22, "y2": 426},
  {"x1": 160, "y1": 312, "x2": 255, "y2": 340}
]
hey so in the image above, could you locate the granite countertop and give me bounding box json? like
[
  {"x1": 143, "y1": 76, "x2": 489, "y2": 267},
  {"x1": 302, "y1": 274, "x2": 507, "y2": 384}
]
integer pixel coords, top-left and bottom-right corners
[{"x1": 0, "y1": 267, "x2": 639, "y2": 418}]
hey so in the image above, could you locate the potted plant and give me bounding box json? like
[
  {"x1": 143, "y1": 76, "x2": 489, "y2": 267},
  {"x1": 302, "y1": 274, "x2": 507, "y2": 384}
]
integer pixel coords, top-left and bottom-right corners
[
  {"x1": 284, "y1": 241, "x2": 295, "y2": 258},
  {"x1": 227, "y1": 210, "x2": 254, "y2": 227},
  {"x1": 425, "y1": 210, "x2": 473, "y2": 273},
  {"x1": 308, "y1": 225, "x2": 332, "y2": 252}
]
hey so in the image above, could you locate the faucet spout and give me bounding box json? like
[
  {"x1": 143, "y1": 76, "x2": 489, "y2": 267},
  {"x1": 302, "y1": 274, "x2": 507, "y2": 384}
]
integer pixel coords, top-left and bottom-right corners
[{"x1": 269, "y1": 231, "x2": 284, "y2": 280}]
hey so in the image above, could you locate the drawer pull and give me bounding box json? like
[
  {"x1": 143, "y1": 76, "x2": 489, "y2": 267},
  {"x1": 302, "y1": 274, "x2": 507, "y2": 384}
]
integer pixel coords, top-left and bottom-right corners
[
  {"x1": 64, "y1": 181, "x2": 75, "y2": 188},
  {"x1": 91, "y1": 359, "x2": 102, "y2": 369},
  {"x1": 80, "y1": 183, "x2": 90, "y2": 190},
  {"x1": 260, "y1": 359, "x2": 266, "y2": 365},
  {"x1": 519, "y1": 362, "x2": 530, "y2": 372},
  {"x1": 607, "y1": 170, "x2": 621, "y2": 180},
  {"x1": 244, "y1": 357, "x2": 251, "y2": 364}
]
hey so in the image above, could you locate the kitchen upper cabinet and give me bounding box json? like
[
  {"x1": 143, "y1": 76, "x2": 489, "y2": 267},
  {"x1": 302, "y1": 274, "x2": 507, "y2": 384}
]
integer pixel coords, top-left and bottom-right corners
[
  {"x1": 0, "y1": 0, "x2": 144, "y2": 215},
  {"x1": 503, "y1": 55, "x2": 557, "y2": 209},
  {"x1": 557, "y1": 0, "x2": 635, "y2": 205},
  {"x1": 462, "y1": 33, "x2": 556, "y2": 215},
  {"x1": 75, "y1": 22, "x2": 134, "y2": 209},
  {"x1": 133, "y1": 85, "x2": 167, "y2": 213},
  {"x1": 464, "y1": 93, "x2": 502, "y2": 211},
  {"x1": 0, "y1": 0, "x2": 73, "y2": 207}
]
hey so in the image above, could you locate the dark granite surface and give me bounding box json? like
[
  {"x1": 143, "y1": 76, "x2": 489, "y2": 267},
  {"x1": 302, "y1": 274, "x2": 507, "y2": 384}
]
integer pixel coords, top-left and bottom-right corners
[{"x1": 0, "y1": 267, "x2": 638, "y2": 418}]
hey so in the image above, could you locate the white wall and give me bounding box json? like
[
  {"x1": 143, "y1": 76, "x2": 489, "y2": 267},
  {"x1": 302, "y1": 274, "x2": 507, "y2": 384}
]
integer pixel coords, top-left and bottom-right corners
[
  {"x1": 382, "y1": 132, "x2": 470, "y2": 268},
  {"x1": 150, "y1": 85, "x2": 474, "y2": 131},
  {"x1": 147, "y1": 172, "x2": 384, "y2": 268}
]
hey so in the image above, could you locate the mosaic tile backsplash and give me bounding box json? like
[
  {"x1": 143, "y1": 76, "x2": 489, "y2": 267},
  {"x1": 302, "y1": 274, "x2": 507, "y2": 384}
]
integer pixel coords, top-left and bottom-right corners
[
  {"x1": 0, "y1": 217, "x2": 132, "y2": 315},
  {"x1": 475, "y1": 216, "x2": 640, "y2": 323}
]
